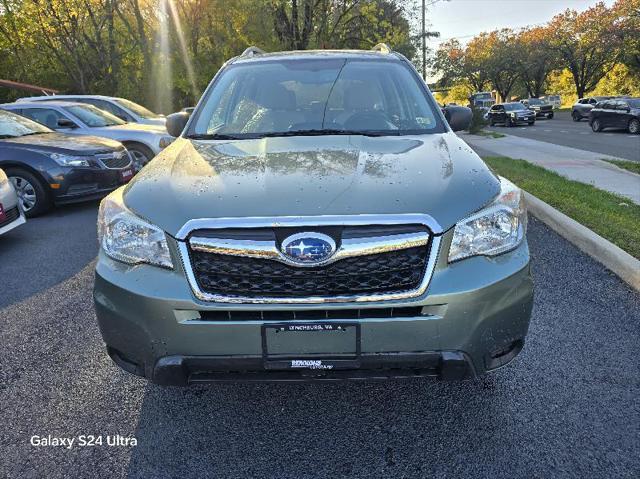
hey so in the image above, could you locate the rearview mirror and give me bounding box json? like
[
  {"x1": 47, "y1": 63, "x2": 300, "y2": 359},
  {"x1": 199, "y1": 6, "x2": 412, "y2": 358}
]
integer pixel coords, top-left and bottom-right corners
[
  {"x1": 166, "y1": 111, "x2": 191, "y2": 138},
  {"x1": 443, "y1": 105, "x2": 472, "y2": 132}
]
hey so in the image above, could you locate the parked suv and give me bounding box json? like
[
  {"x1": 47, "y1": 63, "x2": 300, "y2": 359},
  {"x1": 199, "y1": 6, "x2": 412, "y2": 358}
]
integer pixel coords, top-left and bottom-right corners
[
  {"x1": 571, "y1": 96, "x2": 614, "y2": 121},
  {"x1": 0, "y1": 109, "x2": 133, "y2": 216},
  {"x1": 487, "y1": 102, "x2": 536, "y2": 126},
  {"x1": 589, "y1": 98, "x2": 640, "y2": 134},
  {"x1": 17, "y1": 95, "x2": 166, "y2": 127},
  {"x1": 520, "y1": 98, "x2": 554, "y2": 119},
  {"x1": 0, "y1": 101, "x2": 174, "y2": 170},
  {"x1": 94, "y1": 46, "x2": 533, "y2": 385}
]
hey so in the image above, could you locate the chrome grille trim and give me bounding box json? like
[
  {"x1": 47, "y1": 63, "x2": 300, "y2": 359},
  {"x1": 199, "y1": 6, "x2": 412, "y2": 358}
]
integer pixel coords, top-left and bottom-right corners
[
  {"x1": 177, "y1": 214, "x2": 443, "y2": 305},
  {"x1": 189, "y1": 231, "x2": 429, "y2": 268}
]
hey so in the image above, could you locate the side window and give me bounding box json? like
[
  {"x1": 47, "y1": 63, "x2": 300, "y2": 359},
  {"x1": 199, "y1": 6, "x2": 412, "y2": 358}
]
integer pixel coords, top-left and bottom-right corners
[
  {"x1": 617, "y1": 101, "x2": 629, "y2": 111},
  {"x1": 79, "y1": 99, "x2": 131, "y2": 120},
  {"x1": 589, "y1": 99, "x2": 597, "y2": 105},
  {"x1": 20, "y1": 108, "x2": 71, "y2": 129}
]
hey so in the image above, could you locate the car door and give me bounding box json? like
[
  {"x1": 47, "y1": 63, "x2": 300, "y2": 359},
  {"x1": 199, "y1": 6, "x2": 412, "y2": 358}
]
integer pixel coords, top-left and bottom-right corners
[{"x1": 614, "y1": 101, "x2": 631, "y2": 129}]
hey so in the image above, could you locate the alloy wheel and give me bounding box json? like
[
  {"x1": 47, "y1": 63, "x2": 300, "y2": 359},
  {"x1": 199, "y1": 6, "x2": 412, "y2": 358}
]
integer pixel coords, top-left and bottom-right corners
[
  {"x1": 10, "y1": 176, "x2": 37, "y2": 212},
  {"x1": 629, "y1": 119, "x2": 640, "y2": 134},
  {"x1": 592, "y1": 120, "x2": 601, "y2": 132}
]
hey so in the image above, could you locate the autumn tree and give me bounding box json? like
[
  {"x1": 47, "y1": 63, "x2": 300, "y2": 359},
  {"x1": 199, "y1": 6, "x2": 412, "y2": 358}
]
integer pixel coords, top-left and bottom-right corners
[
  {"x1": 515, "y1": 26, "x2": 558, "y2": 98},
  {"x1": 548, "y1": 3, "x2": 621, "y2": 98},
  {"x1": 613, "y1": 0, "x2": 640, "y2": 75},
  {"x1": 432, "y1": 39, "x2": 488, "y2": 92},
  {"x1": 471, "y1": 30, "x2": 520, "y2": 102}
]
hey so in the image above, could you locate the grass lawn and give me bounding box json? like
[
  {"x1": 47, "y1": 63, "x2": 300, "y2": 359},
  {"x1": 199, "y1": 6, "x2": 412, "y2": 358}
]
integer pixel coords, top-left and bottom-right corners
[
  {"x1": 470, "y1": 129, "x2": 506, "y2": 139},
  {"x1": 604, "y1": 159, "x2": 640, "y2": 175},
  {"x1": 483, "y1": 156, "x2": 640, "y2": 258}
]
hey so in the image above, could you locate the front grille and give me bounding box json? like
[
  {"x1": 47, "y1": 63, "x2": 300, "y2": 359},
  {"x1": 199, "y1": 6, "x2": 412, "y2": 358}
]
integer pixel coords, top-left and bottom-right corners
[
  {"x1": 200, "y1": 307, "x2": 424, "y2": 321},
  {"x1": 97, "y1": 151, "x2": 131, "y2": 169},
  {"x1": 188, "y1": 225, "x2": 431, "y2": 299},
  {"x1": 0, "y1": 206, "x2": 19, "y2": 227}
]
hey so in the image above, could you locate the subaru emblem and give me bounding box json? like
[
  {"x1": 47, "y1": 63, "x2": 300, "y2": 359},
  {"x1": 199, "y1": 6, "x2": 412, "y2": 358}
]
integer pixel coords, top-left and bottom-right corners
[{"x1": 281, "y1": 232, "x2": 336, "y2": 265}]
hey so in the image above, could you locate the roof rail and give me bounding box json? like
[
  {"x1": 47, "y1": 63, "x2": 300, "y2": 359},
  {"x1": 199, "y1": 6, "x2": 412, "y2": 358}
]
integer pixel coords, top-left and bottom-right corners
[
  {"x1": 371, "y1": 43, "x2": 392, "y2": 54},
  {"x1": 241, "y1": 46, "x2": 266, "y2": 58}
]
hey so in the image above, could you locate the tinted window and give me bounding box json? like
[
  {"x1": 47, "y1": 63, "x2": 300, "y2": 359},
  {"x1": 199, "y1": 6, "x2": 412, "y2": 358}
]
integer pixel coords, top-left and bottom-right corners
[
  {"x1": 114, "y1": 98, "x2": 161, "y2": 119},
  {"x1": 503, "y1": 103, "x2": 527, "y2": 112},
  {"x1": 20, "y1": 108, "x2": 71, "y2": 129},
  {"x1": 626, "y1": 99, "x2": 640, "y2": 108},
  {"x1": 192, "y1": 58, "x2": 443, "y2": 137},
  {"x1": 77, "y1": 98, "x2": 132, "y2": 120},
  {"x1": 63, "y1": 104, "x2": 124, "y2": 127}
]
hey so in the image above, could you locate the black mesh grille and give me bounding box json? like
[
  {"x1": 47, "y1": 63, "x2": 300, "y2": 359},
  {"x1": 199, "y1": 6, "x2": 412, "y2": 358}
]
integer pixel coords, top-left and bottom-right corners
[
  {"x1": 189, "y1": 241, "x2": 431, "y2": 298},
  {"x1": 0, "y1": 206, "x2": 20, "y2": 227},
  {"x1": 98, "y1": 151, "x2": 131, "y2": 169}
]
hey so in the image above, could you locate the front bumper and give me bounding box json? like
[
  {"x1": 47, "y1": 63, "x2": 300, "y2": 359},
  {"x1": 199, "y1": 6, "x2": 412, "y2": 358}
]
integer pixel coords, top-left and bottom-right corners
[
  {"x1": 0, "y1": 181, "x2": 26, "y2": 235},
  {"x1": 94, "y1": 229, "x2": 534, "y2": 385},
  {"x1": 44, "y1": 166, "x2": 133, "y2": 204}
]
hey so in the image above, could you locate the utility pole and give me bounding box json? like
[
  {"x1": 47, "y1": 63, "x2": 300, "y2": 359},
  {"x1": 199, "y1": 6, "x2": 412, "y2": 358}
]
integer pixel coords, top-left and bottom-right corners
[{"x1": 422, "y1": 0, "x2": 426, "y2": 80}]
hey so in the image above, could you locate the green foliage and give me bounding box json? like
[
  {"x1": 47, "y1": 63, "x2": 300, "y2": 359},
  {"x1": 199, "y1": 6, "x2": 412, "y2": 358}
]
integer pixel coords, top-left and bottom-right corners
[
  {"x1": 0, "y1": 0, "x2": 417, "y2": 112},
  {"x1": 466, "y1": 107, "x2": 488, "y2": 134}
]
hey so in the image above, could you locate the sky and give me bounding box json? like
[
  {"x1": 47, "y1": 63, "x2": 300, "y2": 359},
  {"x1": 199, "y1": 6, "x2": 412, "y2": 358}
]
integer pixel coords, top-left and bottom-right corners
[{"x1": 424, "y1": 0, "x2": 615, "y2": 80}]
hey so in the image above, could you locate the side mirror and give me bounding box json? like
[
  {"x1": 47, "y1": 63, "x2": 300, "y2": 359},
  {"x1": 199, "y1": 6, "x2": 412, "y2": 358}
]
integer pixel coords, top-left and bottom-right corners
[
  {"x1": 166, "y1": 111, "x2": 191, "y2": 137},
  {"x1": 57, "y1": 118, "x2": 77, "y2": 129},
  {"x1": 443, "y1": 105, "x2": 472, "y2": 132}
]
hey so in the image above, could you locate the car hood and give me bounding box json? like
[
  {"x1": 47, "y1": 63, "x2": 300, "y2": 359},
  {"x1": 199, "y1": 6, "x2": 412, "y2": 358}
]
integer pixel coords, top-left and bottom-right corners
[
  {"x1": 123, "y1": 132, "x2": 500, "y2": 238},
  {"x1": 0, "y1": 132, "x2": 122, "y2": 154}
]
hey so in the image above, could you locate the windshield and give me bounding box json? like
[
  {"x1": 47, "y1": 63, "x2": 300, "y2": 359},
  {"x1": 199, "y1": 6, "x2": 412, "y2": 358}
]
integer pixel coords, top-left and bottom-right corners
[
  {"x1": 114, "y1": 98, "x2": 161, "y2": 119},
  {"x1": 191, "y1": 58, "x2": 443, "y2": 138},
  {"x1": 625, "y1": 99, "x2": 640, "y2": 108},
  {"x1": 526, "y1": 98, "x2": 543, "y2": 105},
  {"x1": 504, "y1": 103, "x2": 528, "y2": 112},
  {"x1": 64, "y1": 104, "x2": 125, "y2": 127},
  {"x1": 0, "y1": 110, "x2": 52, "y2": 138}
]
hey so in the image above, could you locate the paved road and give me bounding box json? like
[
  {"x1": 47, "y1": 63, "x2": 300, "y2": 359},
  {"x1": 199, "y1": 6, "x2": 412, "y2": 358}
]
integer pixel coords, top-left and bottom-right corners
[
  {"x1": 488, "y1": 110, "x2": 640, "y2": 162},
  {"x1": 1, "y1": 205, "x2": 639, "y2": 478}
]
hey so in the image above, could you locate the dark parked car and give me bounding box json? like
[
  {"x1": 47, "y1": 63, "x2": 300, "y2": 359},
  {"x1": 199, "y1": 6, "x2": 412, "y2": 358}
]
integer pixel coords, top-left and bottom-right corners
[
  {"x1": 589, "y1": 98, "x2": 640, "y2": 134},
  {"x1": 520, "y1": 98, "x2": 554, "y2": 119},
  {"x1": 0, "y1": 109, "x2": 134, "y2": 216},
  {"x1": 571, "y1": 96, "x2": 614, "y2": 121},
  {"x1": 487, "y1": 102, "x2": 536, "y2": 126}
]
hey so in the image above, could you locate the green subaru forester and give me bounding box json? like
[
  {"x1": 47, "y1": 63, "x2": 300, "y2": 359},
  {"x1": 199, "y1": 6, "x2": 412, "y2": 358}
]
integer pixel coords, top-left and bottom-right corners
[{"x1": 94, "y1": 45, "x2": 533, "y2": 385}]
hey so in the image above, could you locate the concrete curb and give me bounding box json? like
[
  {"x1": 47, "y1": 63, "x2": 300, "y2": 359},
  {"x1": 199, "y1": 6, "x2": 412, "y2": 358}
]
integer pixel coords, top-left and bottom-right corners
[{"x1": 524, "y1": 192, "x2": 640, "y2": 291}]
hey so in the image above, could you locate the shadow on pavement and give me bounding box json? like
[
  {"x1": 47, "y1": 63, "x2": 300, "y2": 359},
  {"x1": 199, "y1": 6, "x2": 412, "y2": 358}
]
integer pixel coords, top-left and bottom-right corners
[{"x1": 0, "y1": 201, "x2": 100, "y2": 309}]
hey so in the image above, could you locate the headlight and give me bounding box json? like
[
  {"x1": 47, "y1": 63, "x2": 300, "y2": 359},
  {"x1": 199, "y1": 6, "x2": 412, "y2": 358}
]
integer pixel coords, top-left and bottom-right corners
[
  {"x1": 448, "y1": 177, "x2": 526, "y2": 263},
  {"x1": 49, "y1": 153, "x2": 90, "y2": 167},
  {"x1": 159, "y1": 136, "x2": 175, "y2": 149},
  {"x1": 0, "y1": 168, "x2": 7, "y2": 186},
  {"x1": 97, "y1": 188, "x2": 173, "y2": 269}
]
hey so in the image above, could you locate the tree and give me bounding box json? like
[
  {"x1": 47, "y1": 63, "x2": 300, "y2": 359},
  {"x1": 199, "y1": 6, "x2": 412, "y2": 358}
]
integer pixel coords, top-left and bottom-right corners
[
  {"x1": 613, "y1": 0, "x2": 640, "y2": 75},
  {"x1": 470, "y1": 30, "x2": 520, "y2": 102},
  {"x1": 432, "y1": 39, "x2": 488, "y2": 92},
  {"x1": 548, "y1": 3, "x2": 621, "y2": 98},
  {"x1": 515, "y1": 26, "x2": 558, "y2": 98}
]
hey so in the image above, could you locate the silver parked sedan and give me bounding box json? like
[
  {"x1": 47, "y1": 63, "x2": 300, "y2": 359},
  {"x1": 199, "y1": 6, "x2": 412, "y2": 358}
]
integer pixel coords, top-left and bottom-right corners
[
  {"x1": 0, "y1": 101, "x2": 174, "y2": 171},
  {"x1": 0, "y1": 168, "x2": 26, "y2": 235}
]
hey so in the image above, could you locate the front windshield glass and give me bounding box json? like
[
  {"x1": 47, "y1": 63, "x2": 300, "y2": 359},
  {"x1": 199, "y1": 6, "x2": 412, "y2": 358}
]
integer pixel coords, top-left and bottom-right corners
[
  {"x1": 0, "y1": 110, "x2": 52, "y2": 138},
  {"x1": 191, "y1": 58, "x2": 442, "y2": 138},
  {"x1": 526, "y1": 98, "x2": 543, "y2": 105},
  {"x1": 114, "y1": 98, "x2": 161, "y2": 119},
  {"x1": 504, "y1": 103, "x2": 527, "y2": 112},
  {"x1": 64, "y1": 104, "x2": 125, "y2": 127}
]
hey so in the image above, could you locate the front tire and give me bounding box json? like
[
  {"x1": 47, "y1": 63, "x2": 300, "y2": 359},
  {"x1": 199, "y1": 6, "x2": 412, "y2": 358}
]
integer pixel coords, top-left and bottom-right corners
[
  {"x1": 124, "y1": 143, "x2": 155, "y2": 172},
  {"x1": 547, "y1": 112, "x2": 554, "y2": 119},
  {"x1": 628, "y1": 118, "x2": 640, "y2": 134},
  {"x1": 506, "y1": 117, "x2": 513, "y2": 127},
  {"x1": 572, "y1": 111, "x2": 581, "y2": 121},
  {"x1": 528, "y1": 120, "x2": 535, "y2": 125},
  {"x1": 591, "y1": 119, "x2": 602, "y2": 132},
  {"x1": 5, "y1": 168, "x2": 51, "y2": 217}
]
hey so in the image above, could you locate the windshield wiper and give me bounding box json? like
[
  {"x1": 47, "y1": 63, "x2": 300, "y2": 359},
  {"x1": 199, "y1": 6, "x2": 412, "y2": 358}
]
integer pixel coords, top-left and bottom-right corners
[
  {"x1": 185, "y1": 133, "x2": 244, "y2": 140},
  {"x1": 0, "y1": 134, "x2": 17, "y2": 139},
  {"x1": 259, "y1": 129, "x2": 398, "y2": 138},
  {"x1": 19, "y1": 131, "x2": 47, "y2": 137}
]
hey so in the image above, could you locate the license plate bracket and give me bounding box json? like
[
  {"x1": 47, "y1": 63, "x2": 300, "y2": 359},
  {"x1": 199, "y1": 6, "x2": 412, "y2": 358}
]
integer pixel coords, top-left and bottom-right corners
[{"x1": 261, "y1": 322, "x2": 361, "y2": 371}]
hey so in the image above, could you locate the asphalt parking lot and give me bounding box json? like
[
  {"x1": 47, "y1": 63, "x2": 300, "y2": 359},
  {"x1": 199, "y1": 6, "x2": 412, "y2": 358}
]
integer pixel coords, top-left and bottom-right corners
[
  {"x1": 1, "y1": 203, "x2": 639, "y2": 479},
  {"x1": 488, "y1": 110, "x2": 640, "y2": 161}
]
